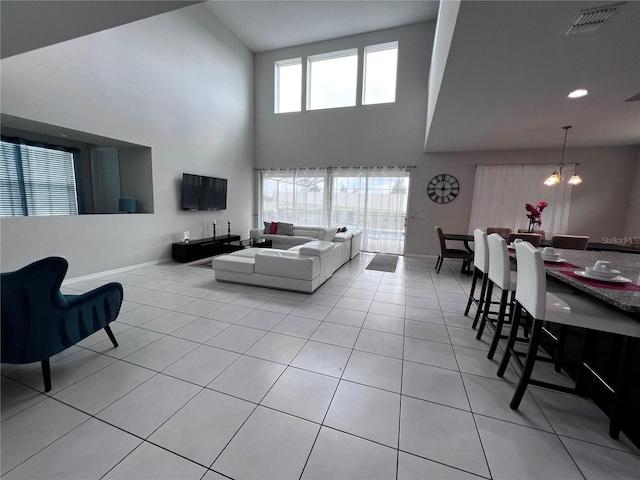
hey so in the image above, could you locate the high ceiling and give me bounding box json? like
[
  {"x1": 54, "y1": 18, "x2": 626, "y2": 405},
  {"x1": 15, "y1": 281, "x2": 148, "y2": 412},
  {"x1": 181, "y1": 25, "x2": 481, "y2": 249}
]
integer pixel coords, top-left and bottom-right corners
[{"x1": 1, "y1": 1, "x2": 638, "y2": 152}]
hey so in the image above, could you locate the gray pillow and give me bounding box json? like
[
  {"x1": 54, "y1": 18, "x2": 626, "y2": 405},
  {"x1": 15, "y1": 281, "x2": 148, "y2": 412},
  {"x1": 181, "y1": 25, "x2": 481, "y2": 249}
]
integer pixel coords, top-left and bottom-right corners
[
  {"x1": 276, "y1": 222, "x2": 294, "y2": 236},
  {"x1": 263, "y1": 222, "x2": 271, "y2": 233}
]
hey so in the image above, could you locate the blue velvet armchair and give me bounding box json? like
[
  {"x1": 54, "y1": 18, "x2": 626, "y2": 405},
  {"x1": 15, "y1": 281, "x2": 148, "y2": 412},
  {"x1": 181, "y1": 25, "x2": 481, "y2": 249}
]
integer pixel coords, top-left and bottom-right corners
[{"x1": 1, "y1": 257, "x2": 123, "y2": 392}]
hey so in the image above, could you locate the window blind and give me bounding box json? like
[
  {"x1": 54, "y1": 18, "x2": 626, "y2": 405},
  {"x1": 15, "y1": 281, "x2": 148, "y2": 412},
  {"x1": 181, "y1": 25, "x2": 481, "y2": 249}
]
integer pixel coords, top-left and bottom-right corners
[{"x1": 0, "y1": 137, "x2": 79, "y2": 216}]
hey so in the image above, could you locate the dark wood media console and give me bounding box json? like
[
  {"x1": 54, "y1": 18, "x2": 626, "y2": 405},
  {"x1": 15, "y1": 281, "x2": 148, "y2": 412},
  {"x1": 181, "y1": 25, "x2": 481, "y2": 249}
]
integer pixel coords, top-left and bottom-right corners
[{"x1": 172, "y1": 235, "x2": 241, "y2": 262}]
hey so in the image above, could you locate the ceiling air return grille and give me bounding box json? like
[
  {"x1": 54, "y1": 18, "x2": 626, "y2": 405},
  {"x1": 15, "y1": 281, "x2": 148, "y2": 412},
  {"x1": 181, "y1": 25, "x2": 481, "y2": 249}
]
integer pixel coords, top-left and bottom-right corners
[{"x1": 562, "y1": 2, "x2": 625, "y2": 35}]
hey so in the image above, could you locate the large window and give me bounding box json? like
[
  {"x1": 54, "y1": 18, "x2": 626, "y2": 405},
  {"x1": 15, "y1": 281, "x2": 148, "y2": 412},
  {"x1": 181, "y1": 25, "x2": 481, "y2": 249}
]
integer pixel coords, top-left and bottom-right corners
[
  {"x1": 259, "y1": 167, "x2": 409, "y2": 254},
  {"x1": 1, "y1": 137, "x2": 79, "y2": 216},
  {"x1": 307, "y1": 49, "x2": 358, "y2": 111},
  {"x1": 275, "y1": 58, "x2": 302, "y2": 113},
  {"x1": 363, "y1": 42, "x2": 398, "y2": 105},
  {"x1": 274, "y1": 42, "x2": 398, "y2": 113}
]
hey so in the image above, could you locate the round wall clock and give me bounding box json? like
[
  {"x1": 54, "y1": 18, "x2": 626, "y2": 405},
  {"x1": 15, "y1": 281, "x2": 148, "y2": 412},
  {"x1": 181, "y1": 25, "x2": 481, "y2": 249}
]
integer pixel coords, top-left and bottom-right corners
[{"x1": 427, "y1": 174, "x2": 459, "y2": 204}]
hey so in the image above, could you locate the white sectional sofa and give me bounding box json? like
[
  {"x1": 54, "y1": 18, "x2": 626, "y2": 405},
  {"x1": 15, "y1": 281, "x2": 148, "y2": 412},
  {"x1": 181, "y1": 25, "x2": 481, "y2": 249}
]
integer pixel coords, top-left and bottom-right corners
[
  {"x1": 212, "y1": 239, "x2": 351, "y2": 293},
  {"x1": 249, "y1": 225, "x2": 362, "y2": 259}
]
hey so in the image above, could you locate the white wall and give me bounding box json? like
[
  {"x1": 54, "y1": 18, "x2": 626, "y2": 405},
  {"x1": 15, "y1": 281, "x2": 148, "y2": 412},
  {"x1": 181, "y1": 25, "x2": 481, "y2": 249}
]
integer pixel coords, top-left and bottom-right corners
[
  {"x1": 0, "y1": 4, "x2": 254, "y2": 277},
  {"x1": 254, "y1": 22, "x2": 435, "y2": 169}
]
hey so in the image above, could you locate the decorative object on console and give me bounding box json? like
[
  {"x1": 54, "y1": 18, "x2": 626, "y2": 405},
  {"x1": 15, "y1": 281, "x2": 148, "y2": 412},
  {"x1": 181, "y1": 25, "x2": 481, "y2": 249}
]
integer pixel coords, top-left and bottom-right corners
[
  {"x1": 544, "y1": 126, "x2": 582, "y2": 185},
  {"x1": 212, "y1": 220, "x2": 217, "y2": 238},
  {"x1": 525, "y1": 201, "x2": 547, "y2": 232},
  {"x1": 118, "y1": 198, "x2": 137, "y2": 213},
  {"x1": 227, "y1": 219, "x2": 231, "y2": 236}
]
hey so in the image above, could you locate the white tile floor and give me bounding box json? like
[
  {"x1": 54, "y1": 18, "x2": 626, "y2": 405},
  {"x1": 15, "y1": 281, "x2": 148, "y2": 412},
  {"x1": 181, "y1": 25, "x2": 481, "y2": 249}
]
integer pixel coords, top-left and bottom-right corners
[{"x1": 2, "y1": 253, "x2": 640, "y2": 479}]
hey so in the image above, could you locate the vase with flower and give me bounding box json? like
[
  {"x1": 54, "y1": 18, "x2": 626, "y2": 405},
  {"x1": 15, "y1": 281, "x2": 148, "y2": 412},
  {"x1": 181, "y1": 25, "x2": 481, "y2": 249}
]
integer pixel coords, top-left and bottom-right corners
[{"x1": 525, "y1": 201, "x2": 548, "y2": 233}]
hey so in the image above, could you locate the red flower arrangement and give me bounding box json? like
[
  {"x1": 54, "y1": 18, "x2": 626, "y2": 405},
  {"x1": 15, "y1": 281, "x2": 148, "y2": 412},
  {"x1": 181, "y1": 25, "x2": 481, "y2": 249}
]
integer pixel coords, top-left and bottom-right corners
[{"x1": 525, "y1": 201, "x2": 548, "y2": 232}]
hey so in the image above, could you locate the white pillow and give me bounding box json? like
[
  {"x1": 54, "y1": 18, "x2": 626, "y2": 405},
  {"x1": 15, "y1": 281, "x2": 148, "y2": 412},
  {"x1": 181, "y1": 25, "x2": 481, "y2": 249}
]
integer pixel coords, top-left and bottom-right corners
[{"x1": 318, "y1": 228, "x2": 337, "y2": 242}]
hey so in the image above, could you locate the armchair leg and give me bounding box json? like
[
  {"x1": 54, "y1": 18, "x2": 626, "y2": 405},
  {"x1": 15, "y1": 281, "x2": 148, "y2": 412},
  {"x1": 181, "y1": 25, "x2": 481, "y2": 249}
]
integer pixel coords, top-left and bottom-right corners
[
  {"x1": 104, "y1": 325, "x2": 118, "y2": 348},
  {"x1": 41, "y1": 358, "x2": 51, "y2": 392}
]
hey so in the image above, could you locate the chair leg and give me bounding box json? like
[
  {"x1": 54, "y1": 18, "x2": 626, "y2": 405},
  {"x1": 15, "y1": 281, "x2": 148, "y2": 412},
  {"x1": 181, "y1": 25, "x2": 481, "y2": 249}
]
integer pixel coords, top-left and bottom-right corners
[
  {"x1": 464, "y1": 267, "x2": 480, "y2": 316},
  {"x1": 554, "y1": 325, "x2": 566, "y2": 372},
  {"x1": 497, "y1": 301, "x2": 522, "y2": 378},
  {"x1": 104, "y1": 325, "x2": 118, "y2": 348},
  {"x1": 475, "y1": 280, "x2": 494, "y2": 335},
  {"x1": 41, "y1": 358, "x2": 51, "y2": 392},
  {"x1": 510, "y1": 318, "x2": 543, "y2": 409},
  {"x1": 471, "y1": 273, "x2": 488, "y2": 329},
  {"x1": 435, "y1": 255, "x2": 442, "y2": 273},
  {"x1": 487, "y1": 289, "x2": 510, "y2": 359}
]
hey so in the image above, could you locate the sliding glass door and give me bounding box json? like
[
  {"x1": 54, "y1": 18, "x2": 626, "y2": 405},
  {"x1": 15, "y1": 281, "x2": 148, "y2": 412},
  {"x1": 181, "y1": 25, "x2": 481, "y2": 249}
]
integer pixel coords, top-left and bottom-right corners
[
  {"x1": 259, "y1": 167, "x2": 409, "y2": 254},
  {"x1": 332, "y1": 167, "x2": 409, "y2": 254}
]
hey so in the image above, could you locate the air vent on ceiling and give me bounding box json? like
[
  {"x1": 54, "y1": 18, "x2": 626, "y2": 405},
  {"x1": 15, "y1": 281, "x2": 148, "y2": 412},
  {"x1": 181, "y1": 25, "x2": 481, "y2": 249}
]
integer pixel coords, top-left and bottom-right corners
[
  {"x1": 562, "y1": 2, "x2": 625, "y2": 35},
  {"x1": 624, "y1": 93, "x2": 640, "y2": 102}
]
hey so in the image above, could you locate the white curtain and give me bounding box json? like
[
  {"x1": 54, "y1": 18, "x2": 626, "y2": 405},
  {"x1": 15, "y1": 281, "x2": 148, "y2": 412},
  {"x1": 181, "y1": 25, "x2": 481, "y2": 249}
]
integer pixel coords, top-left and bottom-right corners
[
  {"x1": 257, "y1": 166, "x2": 409, "y2": 254},
  {"x1": 331, "y1": 166, "x2": 409, "y2": 254},
  {"x1": 469, "y1": 164, "x2": 573, "y2": 237}
]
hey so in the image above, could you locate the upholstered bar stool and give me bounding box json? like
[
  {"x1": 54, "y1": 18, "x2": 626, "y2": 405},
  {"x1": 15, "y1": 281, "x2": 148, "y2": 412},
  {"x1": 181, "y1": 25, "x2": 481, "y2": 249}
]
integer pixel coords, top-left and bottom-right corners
[
  {"x1": 486, "y1": 227, "x2": 512, "y2": 239},
  {"x1": 465, "y1": 229, "x2": 489, "y2": 324},
  {"x1": 497, "y1": 241, "x2": 640, "y2": 439},
  {"x1": 507, "y1": 232, "x2": 542, "y2": 247},
  {"x1": 550, "y1": 235, "x2": 589, "y2": 250},
  {"x1": 476, "y1": 233, "x2": 517, "y2": 358}
]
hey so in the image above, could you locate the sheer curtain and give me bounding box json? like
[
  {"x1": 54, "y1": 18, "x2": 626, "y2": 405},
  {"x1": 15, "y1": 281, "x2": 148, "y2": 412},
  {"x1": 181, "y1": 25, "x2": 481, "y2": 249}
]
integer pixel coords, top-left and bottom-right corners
[
  {"x1": 469, "y1": 164, "x2": 573, "y2": 237},
  {"x1": 259, "y1": 168, "x2": 329, "y2": 226},
  {"x1": 257, "y1": 166, "x2": 409, "y2": 254},
  {"x1": 331, "y1": 166, "x2": 409, "y2": 254}
]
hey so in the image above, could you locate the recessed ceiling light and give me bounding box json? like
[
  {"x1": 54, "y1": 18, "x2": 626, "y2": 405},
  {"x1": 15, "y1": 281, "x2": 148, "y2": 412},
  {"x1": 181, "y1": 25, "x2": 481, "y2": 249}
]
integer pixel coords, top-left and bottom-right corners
[{"x1": 568, "y1": 89, "x2": 588, "y2": 98}]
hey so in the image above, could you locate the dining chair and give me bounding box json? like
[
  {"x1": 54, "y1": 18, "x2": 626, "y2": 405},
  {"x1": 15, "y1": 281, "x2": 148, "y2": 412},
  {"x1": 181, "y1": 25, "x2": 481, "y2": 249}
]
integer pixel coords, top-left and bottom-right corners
[
  {"x1": 550, "y1": 235, "x2": 589, "y2": 250},
  {"x1": 465, "y1": 229, "x2": 489, "y2": 323},
  {"x1": 517, "y1": 228, "x2": 545, "y2": 241},
  {"x1": 434, "y1": 226, "x2": 473, "y2": 274},
  {"x1": 496, "y1": 241, "x2": 640, "y2": 438},
  {"x1": 507, "y1": 232, "x2": 542, "y2": 247},
  {"x1": 486, "y1": 227, "x2": 512, "y2": 239},
  {"x1": 476, "y1": 233, "x2": 517, "y2": 359},
  {"x1": 1, "y1": 257, "x2": 123, "y2": 392}
]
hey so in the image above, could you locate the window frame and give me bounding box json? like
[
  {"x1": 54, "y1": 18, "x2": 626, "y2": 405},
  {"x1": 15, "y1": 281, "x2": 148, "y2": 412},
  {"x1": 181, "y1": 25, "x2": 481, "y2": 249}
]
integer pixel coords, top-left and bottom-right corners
[
  {"x1": 363, "y1": 41, "x2": 399, "y2": 106},
  {"x1": 306, "y1": 48, "x2": 358, "y2": 111},
  {"x1": 274, "y1": 57, "x2": 302, "y2": 114}
]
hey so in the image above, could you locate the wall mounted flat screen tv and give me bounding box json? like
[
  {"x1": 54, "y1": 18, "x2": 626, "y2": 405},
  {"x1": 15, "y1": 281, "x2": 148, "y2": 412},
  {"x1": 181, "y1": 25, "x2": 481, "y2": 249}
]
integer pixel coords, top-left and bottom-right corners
[{"x1": 182, "y1": 173, "x2": 227, "y2": 211}]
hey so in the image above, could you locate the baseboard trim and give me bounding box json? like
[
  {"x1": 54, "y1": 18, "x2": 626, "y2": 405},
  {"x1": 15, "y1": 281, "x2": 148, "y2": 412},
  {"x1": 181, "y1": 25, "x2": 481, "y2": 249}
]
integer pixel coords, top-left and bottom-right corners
[{"x1": 63, "y1": 257, "x2": 173, "y2": 285}]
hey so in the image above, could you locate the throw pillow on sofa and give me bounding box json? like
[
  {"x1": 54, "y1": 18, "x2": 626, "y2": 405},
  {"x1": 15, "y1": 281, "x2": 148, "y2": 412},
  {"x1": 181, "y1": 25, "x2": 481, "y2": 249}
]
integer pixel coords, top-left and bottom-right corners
[
  {"x1": 263, "y1": 222, "x2": 271, "y2": 233},
  {"x1": 277, "y1": 222, "x2": 294, "y2": 236},
  {"x1": 319, "y1": 228, "x2": 337, "y2": 242},
  {"x1": 269, "y1": 222, "x2": 279, "y2": 234}
]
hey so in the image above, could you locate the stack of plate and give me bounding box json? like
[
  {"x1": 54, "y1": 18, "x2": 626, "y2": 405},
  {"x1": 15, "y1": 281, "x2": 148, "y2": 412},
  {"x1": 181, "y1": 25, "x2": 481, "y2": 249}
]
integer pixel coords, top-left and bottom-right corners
[{"x1": 541, "y1": 252, "x2": 561, "y2": 261}]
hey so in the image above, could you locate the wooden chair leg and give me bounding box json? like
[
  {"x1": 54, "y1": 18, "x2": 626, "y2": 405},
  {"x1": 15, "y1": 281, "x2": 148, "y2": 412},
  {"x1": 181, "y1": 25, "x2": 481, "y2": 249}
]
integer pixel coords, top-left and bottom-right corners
[
  {"x1": 471, "y1": 273, "x2": 488, "y2": 329},
  {"x1": 41, "y1": 358, "x2": 51, "y2": 392},
  {"x1": 435, "y1": 256, "x2": 442, "y2": 273},
  {"x1": 487, "y1": 289, "x2": 510, "y2": 359},
  {"x1": 464, "y1": 267, "x2": 480, "y2": 316},
  {"x1": 497, "y1": 301, "x2": 522, "y2": 378},
  {"x1": 510, "y1": 318, "x2": 543, "y2": 409},
  {"x1": 554, "y1": 325, "x2": 566, "y2": 372},
  {"x1": 475, "y1": 280, "x2": 494, "y2": 336},
  {"x1": 104, "y1": 325, "x2": 118, "y2": 348}
]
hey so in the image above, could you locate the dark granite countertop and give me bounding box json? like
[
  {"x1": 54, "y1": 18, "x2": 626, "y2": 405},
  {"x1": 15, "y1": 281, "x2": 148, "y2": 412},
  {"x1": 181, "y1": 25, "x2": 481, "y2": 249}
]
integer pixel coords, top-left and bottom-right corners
[{"x1": 543, "y1": 250, "x2": 640, "y2": 315}]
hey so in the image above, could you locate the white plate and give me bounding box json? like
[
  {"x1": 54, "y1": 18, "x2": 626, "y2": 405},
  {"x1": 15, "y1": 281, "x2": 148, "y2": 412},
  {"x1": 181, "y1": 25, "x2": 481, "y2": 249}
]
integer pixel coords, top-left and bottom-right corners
[
  {"x1": 543, "y1": 257, "x2": 567, "y2": 263},
  {"x1": 574, "y1": 271, "x2": 632, "y2": 283}
]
